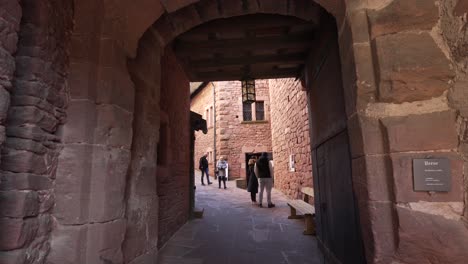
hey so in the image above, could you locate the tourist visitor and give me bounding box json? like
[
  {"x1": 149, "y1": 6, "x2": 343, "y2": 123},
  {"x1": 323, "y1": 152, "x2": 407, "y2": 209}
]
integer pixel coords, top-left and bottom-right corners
[
  {"x1": 199, "y1": 152, "x2": 212, "y2": 185},
  {"x1": 216, "y1": 156, "x2": 228, "y2": 189},
  {"x1": 254, "y1": 152, "x2": 275, "y2": 208},
  {"x1": 247, "y1": 157, "x2": 259, "y2": 204}
]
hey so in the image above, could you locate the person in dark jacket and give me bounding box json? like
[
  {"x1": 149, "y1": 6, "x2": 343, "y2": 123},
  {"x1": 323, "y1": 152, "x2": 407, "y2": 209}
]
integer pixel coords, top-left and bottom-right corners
[
  {"x1": 254, "y1": 152, "x2": 275, "y2": 208},
  {"x1": 199, "y1": 153, "x2": 212, "y2": 185},
  {"x1": 247, "y1": 157, "x2": 259, "y2": 204}
]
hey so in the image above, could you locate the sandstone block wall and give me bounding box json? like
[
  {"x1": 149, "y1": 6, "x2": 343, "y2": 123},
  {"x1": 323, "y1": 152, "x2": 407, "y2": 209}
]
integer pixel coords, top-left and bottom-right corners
[
  {"x1": 47, "y1": 0, "x2": 136, "y2": 261},
  {"x1": 214, "y1": 80, "x2": 272, "y2": 179},
  {"x1": 191, "y1": 83, "x2": 216, "y2": 176},
  {"x1": 157, "y1": 47, "x2": 191, "y2": 247},
  {"x1": 124, "y1": 31, "x2": 162, "y2": 263},
  {"x1": 0, "y1": 1, "x2": 73, "y2": 263},
  {"x1": 269, "y1": 78, "x2": 312, "y2": 199},
  {"x1": 335, "y1": 0, "x2": 468, "y2": 263}
]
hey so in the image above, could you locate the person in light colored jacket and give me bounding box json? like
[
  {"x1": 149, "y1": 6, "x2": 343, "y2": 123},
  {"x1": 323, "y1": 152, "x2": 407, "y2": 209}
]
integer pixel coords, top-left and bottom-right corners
[{"x1": 216, "y1": 156, "x2": 228, "y2": 189}]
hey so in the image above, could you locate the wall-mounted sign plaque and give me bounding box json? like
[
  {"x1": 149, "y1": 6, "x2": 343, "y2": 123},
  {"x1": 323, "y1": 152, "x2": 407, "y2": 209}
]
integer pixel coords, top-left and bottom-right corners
[{"x1": 413, "y1": 158, "x2": 451, "y2": 192}]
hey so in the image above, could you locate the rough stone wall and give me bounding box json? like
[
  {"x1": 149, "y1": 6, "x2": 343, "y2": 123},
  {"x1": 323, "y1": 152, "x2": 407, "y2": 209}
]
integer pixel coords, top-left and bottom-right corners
[
  {"x1": 123, "y1": 31, "x2": 162, "y2": 264},
  {"x1": 0, "y1": 0, "x2": 20, "y2": 160},
  {"x1": 440, "y1": 0, "x2": 468, "y2": 227},
  {"x1": 336, "y1": 0, "x2": 468, "y2": 263},
  {"x1": 269, "y1": 78, "x2": 312, "y2": 199},
  {"x1": 47, "y1": 0, "x2": 135, "y2": 263},
  {"x1": 158, "y1": 47, "x2": 191, "y2": 247},
  {"x1": 0, "y1": 1, "x2": 73, "y2": 263},
  {"x1": 191, "y1": 83, "x2": 216, "y2": 176},
  {"x1": 214, "y1": 80, "x2": 272, "y2": 178}
]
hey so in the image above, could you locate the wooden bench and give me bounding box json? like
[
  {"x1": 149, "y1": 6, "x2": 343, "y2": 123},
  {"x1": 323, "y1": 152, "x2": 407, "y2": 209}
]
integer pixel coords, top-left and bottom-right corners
[{"x1": 287, "y1": 187, "x2": 316, "y2": 235}]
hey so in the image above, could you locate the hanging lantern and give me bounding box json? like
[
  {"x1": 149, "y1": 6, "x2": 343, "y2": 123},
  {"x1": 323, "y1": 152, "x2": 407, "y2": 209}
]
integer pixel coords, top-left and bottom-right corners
[{"x1": 241, "y1": 78, "x2": 256, "y2": 104}]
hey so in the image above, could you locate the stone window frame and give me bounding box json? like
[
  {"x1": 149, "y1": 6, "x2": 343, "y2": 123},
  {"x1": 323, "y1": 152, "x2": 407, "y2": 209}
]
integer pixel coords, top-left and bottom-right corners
[{"x1": 239, "y1": 95, "x2": 269, "y2": 123}]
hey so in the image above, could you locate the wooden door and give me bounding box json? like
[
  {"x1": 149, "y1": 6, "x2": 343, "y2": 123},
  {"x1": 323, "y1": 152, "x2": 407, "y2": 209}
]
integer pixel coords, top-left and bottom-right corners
[{"x1": 313, "y1": 130, "x2": 365, "y2": 263}]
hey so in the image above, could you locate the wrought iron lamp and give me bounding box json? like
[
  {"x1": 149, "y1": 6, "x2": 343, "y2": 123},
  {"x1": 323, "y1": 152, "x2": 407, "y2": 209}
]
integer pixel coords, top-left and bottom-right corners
[{"x1": 241, "y1": 78, "x2": 256, "y2": 104}]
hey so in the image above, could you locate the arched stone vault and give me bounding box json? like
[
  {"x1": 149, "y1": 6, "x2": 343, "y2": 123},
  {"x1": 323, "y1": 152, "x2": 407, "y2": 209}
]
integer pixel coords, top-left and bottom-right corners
[{"x1": 1, "y1": 0, "x2": 468, "y2": 264}]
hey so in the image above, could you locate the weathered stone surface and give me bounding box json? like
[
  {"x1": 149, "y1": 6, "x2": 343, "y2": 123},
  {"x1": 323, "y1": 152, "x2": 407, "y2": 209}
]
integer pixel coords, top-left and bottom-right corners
[
  {"x1": 94, "y1": 104, "x2": 133, "y2": 149},
  {"x1": 6, "y1": 106, "x2": 60, "y2": 133},
  {"x1": 48, "y1": 220, "x2": 126, "y2": 264},
  {"x1": 47, "y1": 224, "x2": 86, "y2": 264},
  {"x1": 269, "y1": 78, "x2": 312, "y2": 199},
  {"x1": 352, "y1": 155, "x2": 392, "y2": 202},
  {"x1": 87, "y1": 220, "x2": 126, "y2": 264},
  {"x1": 368, "y1": 0, "x2": 439, "y2": 39},
  {"x1": 96, "y1": 67, "x2": 135, "y2": 112},
  {"x1": 0, "y1": 191, "x2": 39, "y2": 217},
  {"x1": 347, "y1": 114, "x2": 385, "y2": 158},
  {"x1": 55, "y1": 144, "x2": 129, "y2": 224},
  {"x1": 449, "y1": 78, "x2": 468, "y2": 117},
  {"x1": 1, "y1": 148, "x2": 48, "y2": 174},
  {"x1": 0, "y1": 172, "x2": 52, "y2": 191},
  {"x1": 394, "y1": 206, "x2": 468, "y2": 263},
  {"x1": 390, "y1": 152, "x2": 464, "y2": 203},
  {"x1": 61, "y1": 99, "x2": 97, "y2": 144},
  {"x1": 170, "y1": 5, "x2": 202, "y2": 35},
  {"x1": 381, "y1": 110, "x2": 459, "y2": 152},
  {"x1": 357, "y1": 200, "x2": 396, "y2": 264},
  {"x1": 374, "y1": 32, "x2": 455, "y2": 103},
  {"x1": 0, "y1": 249, "x2": 26, "y2": 264},
  {"x1": 454, "y1": 0, "x2": 468, "y2": 16},
  {"x1": 0, "y1": 217, "x2": 38, "y2": 251},
  {"x1": 160, "y1": 0, "x2": 199, "y2": 13}
]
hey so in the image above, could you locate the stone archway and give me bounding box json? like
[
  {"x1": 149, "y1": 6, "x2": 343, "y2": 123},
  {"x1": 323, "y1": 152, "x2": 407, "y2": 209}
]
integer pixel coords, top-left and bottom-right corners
[{"x1": 1, "y1": 1, "x2": 468, "y2": 264}]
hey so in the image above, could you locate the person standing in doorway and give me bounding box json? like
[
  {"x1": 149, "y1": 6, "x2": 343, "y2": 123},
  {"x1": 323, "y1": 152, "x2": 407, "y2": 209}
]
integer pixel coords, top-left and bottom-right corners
[
  {"x1": 199, "y1": 153, "x2": 212, "y2": 185},
  {"x1": 247, "y1": 157, "x2": 259, "y2": 204},
  {"x1": 216, "y1": 156, "x2": 228, "y2": 189},
  {"x1": 254, "y1": 152, "x2": 275, "y2": 208}
]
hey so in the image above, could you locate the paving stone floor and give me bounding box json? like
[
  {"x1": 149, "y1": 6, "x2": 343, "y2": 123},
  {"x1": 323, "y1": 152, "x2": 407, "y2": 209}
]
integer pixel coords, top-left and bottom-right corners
[{"x1": 157, "y1": 174, "x2": 325, "y2": 264}]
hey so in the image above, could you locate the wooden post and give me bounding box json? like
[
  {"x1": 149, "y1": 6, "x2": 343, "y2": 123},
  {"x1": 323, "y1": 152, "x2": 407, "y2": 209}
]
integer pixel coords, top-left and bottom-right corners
[
  {"x1": 288, "y1": 205, "x2": 303, "y2": 219},
  {"x1": 303, "y1": 214, "x2": 316, "y2": 235}
]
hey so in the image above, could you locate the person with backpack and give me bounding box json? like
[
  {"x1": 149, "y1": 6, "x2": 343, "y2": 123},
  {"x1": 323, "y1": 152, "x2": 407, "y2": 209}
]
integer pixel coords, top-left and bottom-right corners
[{"x1": 254, "y1": 152, "x2": 275, "y2": 208}]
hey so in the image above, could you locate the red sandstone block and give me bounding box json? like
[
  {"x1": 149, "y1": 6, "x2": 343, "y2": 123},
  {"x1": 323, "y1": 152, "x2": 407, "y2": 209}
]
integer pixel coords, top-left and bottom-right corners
[
  {"x1": 0, "y1": 172, "x2": 52, "y2": 191},
  {"x1": 1, "y1": 148, "x2": 47, "y2": 174},
  {"x1": 368, "y1": 0, "x2": 439, "y2": 39},
  {"x1": 94, "y1": 104, "x2": 133, "y2": 150},
  {"x1": 169, "y1": 5, "x2": 202, "y2": 35},
  {"x1": 357, "y1": 200, "x2": 396, "y2": 263},
  {"x1": 7, "y1": 105, "x2": 59, "y2": 133},
  {"x1": 381, "y1": 110, "x2": 459, "y2": 152},
  {"x1": 374, "y1": 32, "x2": 454, "y2": 103},
  {"x1": 195, "y1": 0, "x2": 221, "y2": 21},
  {"x1": 0, "y1": 190, "x2": 39, "y2": 218},
  {"x1": 55, "y1": 144, "x2": 129, "y2": 224},
  {"x1": 0, "y1": 217, "x2": 38, "y2": 251},
  {"x1": 160, "y1": 0, "x2": 199, "y2": 13},
  {"x1": 96, "y1": 67, "x2": 135, "y2": 112},
  {"x1": 347, "y1": 114, "x2": 386, "y2": 158},
  {"x1": 351, "y1": 155, "x2": 392, "y2": 202},
  {"x1": 395, "y1": 206, "x2": 468, "y2": 263},
  {"x1": 61, "y1": 99, "x2": 96, "y2": 145},
  {"x1": 0, "y1": 248, "x2": 26, "y2": 264}
]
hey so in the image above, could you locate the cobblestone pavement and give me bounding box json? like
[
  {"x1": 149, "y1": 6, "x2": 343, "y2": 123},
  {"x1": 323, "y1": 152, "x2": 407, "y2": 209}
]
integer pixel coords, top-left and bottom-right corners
[{"x1": 157, "y1": 174, "x2": 325, "y2": 264}]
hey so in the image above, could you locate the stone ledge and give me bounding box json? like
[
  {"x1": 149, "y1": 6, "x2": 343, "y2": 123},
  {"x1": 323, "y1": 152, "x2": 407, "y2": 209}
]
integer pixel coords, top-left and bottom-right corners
[{"x1": 241, "y1": 120, "x2": 269, "y2": 125}]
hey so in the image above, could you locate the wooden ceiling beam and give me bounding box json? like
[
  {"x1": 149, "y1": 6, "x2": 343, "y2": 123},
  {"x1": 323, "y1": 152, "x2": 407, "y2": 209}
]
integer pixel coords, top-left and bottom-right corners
[
  {"x1": 189, "y1": 53, "x2": 307, "y2": 69},
  {"x1": 174, "y1": 33, "x2": 315, "y2": 54},
  {"x1": 191, "y1": 68, "x2": 301, "y2": 82},
  {"x1": 181, "y1": 14, "x2": 317, "y2": 37}
]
